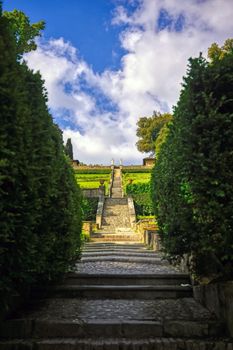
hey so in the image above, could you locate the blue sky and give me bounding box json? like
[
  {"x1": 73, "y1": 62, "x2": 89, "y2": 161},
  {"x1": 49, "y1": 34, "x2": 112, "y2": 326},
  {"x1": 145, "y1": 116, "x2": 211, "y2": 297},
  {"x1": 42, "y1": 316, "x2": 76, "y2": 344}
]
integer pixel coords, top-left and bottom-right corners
[
  {"x1": 3, "y1": 0, "x2": 233, "y2": 164},
  {"x1": 4, "y1": 0, "x2": 129, "y2": 72}
]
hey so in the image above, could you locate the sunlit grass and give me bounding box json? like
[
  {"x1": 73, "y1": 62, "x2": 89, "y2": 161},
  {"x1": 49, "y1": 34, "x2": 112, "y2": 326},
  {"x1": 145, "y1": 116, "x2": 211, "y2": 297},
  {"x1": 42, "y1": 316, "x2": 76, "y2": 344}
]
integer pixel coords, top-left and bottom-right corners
[
  {"x1": 75, "y1": 173, "x2": 111, "y2": 194},
  {"x1": 122, "y1": 172, "x2": 151, "y2": 190}
]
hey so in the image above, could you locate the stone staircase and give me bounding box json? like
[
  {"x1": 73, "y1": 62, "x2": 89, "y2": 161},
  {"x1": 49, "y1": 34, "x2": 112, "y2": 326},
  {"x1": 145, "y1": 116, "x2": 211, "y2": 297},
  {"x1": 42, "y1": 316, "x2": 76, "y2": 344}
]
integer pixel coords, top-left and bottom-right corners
[
  {"x1": 101, "y1": 198, "x2": 131, "y2": 230},
  {"x1": 95, "y1": 168, "x2": 140, "y2": 241},
  {"x1": 111, "y1": 168, "x2": 123, "y2": 198},
  {"x1": 0, "y1": 242, "x2": 232, "y2": 349},
  {"x1": 0, "y1": 168, "x2": 232, "y2": 348}
]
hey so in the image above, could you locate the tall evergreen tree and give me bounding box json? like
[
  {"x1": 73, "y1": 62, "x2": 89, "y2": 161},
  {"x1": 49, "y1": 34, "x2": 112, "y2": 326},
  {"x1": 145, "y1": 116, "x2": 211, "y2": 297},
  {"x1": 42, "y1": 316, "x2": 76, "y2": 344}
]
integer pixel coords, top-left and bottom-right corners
[{"x1": 65, "y1": 138, "x2": 74, "y2": 160}]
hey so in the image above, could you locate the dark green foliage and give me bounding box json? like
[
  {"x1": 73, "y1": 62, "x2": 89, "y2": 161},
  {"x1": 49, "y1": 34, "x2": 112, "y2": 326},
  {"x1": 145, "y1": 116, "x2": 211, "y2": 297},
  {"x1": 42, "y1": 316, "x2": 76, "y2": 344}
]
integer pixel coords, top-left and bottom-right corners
[
  {"x1": 152, "y1": 52, "x2": 233, "y2": 279},
  {"x1": 136, "y1": 112, "x2": 172, "y2": 155},
  {"x1": 3, "y1": 9, "x2": 45, "y2": 57},
  {"x1": 126, "y1": 183, "x2": 153, "y2": 216},
  {"x1": 65, "y1": 138, "x2": 73, "y2": 160},
  {"x1": 75, "y1": 169, "x2": 111, "y2": 174},
  {"x1": 82, "y1": 197, "x2": 99, "y2": 221},
  {"x1": 0, "y1": 12, "x2": 82, "y2": 308},
  {"x1": 122, "y1": 168, "x2": 151, "y2": 174}
]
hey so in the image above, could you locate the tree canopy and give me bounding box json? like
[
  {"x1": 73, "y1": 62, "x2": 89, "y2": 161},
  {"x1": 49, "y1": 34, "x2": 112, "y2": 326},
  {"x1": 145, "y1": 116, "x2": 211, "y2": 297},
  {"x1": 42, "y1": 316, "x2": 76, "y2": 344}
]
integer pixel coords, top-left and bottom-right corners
[
  {"x1": 208, "y1": 38, "x2": 233, "y2": 63},
  {"x1": 136, "y1": 112, "x2": 172, "y2": 155},
  {"x1": 3, "y1": 9, "x2": 45, "y2": 57}
]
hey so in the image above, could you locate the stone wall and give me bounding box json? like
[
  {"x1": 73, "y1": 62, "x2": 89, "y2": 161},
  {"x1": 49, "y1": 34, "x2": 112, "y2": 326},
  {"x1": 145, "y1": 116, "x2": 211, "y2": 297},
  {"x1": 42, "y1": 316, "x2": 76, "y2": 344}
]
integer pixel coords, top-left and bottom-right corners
[
  {"x1": 193, "y1": 281, "x2": 233, "y2": 337},
  {"x1": 135, "y1": 220, "x2": 160, "y2": 251},
  {"x1": 82, "y1": 186, "x2": 105, "y2": 198},
  {"x1": 127, "y1": 197, "x2": 136, "y2": 228},
  {"x1": 96, "y1": 196, "x2": 105, "y2": 229}
]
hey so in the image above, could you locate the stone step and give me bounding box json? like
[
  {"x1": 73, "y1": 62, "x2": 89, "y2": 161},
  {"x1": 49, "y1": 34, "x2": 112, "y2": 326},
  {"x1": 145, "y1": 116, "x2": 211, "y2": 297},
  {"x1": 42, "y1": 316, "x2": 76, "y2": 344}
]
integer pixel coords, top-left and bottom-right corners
[
  {"x1": 97, "y1": 229, "x2": 133, "y2": 234},
  {"x1": 31, "y1": 284, "x2": 193, "y2": 299},
  {"x1": 64, "y1": 272, "x2": 191, "y2": 286},
  {"x1": 91, "y1": 238, "x2": 141, "y2": 243},
  {"x1": 0, "y1": 318, "x2": 223, "y2": 339},
  {"x1": 104, "y1": 198, "x2": 128, "y2": 205},
  {"x1": 1, "y1": 337, "x2": 232, "y2": 350},
  {"x1": 83, "y1": 246, "x2": 147, "y2": 251},
  {"x1": 96, "y1": 231, "x2": 134, "y2": 235},
  {"x1": 111, "y1": 194, "x2": 123, "y2": 198},
  {"x1": 83, "y1": 248, "x2": 146, "y2": 252},
  {"x1": 80, "y1": 256, "x2": 164, "y2": 264},
  {"x1": 81, "y1": 251, "x2": 161, "y2": 257},
  {"x1": 84, "y1": 243, "x2": 145, "y2": 248},
  {"x1": 101, "y1": 223, "x2": 132, "y2": 229},
  {"x1": 90, "y1": 234, "x2": 141, "y2": 242}
]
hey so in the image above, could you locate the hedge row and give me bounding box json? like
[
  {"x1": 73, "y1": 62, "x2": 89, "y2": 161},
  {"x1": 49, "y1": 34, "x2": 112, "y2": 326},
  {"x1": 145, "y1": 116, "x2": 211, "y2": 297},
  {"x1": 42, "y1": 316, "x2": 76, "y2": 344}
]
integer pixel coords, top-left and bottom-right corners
[
  {"x1": 75, "y1": 169, "x2": 111, "y2": 174},
  {"x1": 126, "y1": 183, "x2": 153, "y2": 216},
  {"x1": 82, "y1": 198, "x2": 99, "y2": 221},
  {"x1": 122, "y1": 168, "x2": 151, "y2": 174},
  {"x1": 152, "y1": 52, "x2": 233, "y2": 279},
  {"x1": 0, "y1": 12, "x2": 82, "y2": 309}
]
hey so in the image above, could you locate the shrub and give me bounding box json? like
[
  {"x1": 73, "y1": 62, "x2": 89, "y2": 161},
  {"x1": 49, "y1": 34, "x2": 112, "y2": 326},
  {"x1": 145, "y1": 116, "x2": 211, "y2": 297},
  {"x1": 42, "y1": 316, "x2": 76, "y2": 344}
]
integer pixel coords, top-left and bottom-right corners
[
  {"x1": 152, "y1": 52, "x2": 233, "y2": 279},
  {"x1": 122, "y1": 168, "x2": 151, "y2": 173},
  {"x1": 126, "y1": 183, "x2": 153, "y2": 216},
  {"x1": 0, "y1": 11, "x2": 82, "y2": 310},
  {"x1": 82, "y1": 197, "x2": 99, "y2": 221},
  {"x1": 75, "y1": 169, "x2": 111, "y2": 174}
]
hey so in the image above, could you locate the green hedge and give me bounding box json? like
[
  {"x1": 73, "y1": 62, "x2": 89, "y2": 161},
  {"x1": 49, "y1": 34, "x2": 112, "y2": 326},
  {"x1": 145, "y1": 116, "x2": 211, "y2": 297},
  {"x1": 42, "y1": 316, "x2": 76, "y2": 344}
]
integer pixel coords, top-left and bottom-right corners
[
  {"x1": 152, "y1": 52, "x2": 233, "y2": 279},
  {"x1": 75, "y1": 169, "x2": 111, "y2": 174},
  {"x1": 122, "y1": 168, "x2": 151, "y2": 173},
  {"x1": 126, "y1": 183, "x2": 153, "y2": 216},
  {"x1": 82, "y1": 198, "x2": 99, "y2": 221},
  {"x1": 0, "y1": 12, "x2": 82, "y2": 310}
]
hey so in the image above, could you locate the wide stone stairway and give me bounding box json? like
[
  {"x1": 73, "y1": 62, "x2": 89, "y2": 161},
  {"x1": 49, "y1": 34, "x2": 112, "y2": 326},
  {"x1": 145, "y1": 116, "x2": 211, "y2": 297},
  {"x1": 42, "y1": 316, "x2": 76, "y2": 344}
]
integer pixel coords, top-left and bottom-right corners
[
  {"x1": 0, "y1": 169, "x2": 232, "y2": 348},
  {"x1": 1, "y1": 241, "x2": 232, "y2": 349},
  {"x1": 92, "y1": 168, "x2": 141, "y2": 242}
]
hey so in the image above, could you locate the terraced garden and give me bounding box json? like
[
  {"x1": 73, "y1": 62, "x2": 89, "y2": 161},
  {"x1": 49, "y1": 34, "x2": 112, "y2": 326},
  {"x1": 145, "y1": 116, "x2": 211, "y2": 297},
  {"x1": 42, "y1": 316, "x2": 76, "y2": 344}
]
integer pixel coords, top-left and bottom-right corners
[
  {"x1": 75, "y1": 168, "x2": 112, "y2": 194},
  {"x1": 122, "y1": 168, "x2": 151, "y2": 192},
  {"x1": 122, "y1": 167, "x2": 154, "y2": 217}
]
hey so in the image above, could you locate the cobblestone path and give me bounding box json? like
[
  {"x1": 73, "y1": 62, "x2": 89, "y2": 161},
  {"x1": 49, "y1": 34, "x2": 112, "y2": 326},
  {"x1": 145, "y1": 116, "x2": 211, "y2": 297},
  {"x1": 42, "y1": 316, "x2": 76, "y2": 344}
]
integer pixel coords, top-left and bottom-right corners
[{"x1": 1, "y1": 240, "x2": 232, "y2": 349}]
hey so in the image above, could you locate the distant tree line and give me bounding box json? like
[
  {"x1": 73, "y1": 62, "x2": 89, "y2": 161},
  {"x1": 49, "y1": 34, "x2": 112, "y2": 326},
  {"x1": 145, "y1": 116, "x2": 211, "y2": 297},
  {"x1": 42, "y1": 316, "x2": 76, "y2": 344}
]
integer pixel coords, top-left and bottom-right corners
[
  {"x1": 151, "y1": 40, "x2": 233, "y2": 280},
  {"x1": 0, "y1": 6, "x2": 82, "y2": 312}
]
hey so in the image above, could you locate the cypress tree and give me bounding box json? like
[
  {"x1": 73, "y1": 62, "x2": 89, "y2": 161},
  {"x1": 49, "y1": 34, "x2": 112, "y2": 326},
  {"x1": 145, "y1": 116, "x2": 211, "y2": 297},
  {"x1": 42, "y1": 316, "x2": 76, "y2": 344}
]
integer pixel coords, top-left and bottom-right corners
[{"x1": 65, "y1": 138, "x2": 74, "y2": 160}]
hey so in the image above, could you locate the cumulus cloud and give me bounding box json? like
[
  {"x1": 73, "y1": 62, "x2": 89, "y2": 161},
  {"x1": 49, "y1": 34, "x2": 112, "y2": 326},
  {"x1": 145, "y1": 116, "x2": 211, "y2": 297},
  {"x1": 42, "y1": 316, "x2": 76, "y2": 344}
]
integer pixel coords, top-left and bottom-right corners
[{"x1": 25, "y1": 0, "x2": 233, "y2": 164}]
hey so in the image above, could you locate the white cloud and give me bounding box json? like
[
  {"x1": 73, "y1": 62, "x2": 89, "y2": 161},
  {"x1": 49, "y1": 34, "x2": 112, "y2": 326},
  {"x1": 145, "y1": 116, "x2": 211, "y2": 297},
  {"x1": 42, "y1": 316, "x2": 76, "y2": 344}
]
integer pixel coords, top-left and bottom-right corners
[{"x1": 25, "y1": 0, "x2": 233, "y2": 164}]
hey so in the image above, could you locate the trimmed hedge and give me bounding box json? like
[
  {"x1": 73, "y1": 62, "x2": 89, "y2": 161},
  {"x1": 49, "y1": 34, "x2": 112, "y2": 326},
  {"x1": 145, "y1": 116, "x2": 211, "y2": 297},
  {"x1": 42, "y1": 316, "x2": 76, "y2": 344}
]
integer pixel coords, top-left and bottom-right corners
[
  {"x1": 122, "y1": 168, "x2": 152, "y2": 174},
  {"x1": 126, "y1": 183, "x2": 153, "y2": 216},
  {"x1": 152, "y1": 53, "x2": 233, "y2": 279},
  {"x1": 82, "y1": 198, "x2": 99, "y2": 221},
  {"x1": 75, "y1": 169, "x2": 111, "y2": 174},
  {"x1": 0, "y1": 12, "x2": 82, "y2": 309}
]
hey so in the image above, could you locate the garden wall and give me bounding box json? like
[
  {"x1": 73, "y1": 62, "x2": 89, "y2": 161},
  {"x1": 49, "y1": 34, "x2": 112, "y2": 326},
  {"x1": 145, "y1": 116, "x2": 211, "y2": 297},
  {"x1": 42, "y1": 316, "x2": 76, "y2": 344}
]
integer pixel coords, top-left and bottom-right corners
[{"x1": 193, "y1": 282, "x2": 233, "y2": 337}]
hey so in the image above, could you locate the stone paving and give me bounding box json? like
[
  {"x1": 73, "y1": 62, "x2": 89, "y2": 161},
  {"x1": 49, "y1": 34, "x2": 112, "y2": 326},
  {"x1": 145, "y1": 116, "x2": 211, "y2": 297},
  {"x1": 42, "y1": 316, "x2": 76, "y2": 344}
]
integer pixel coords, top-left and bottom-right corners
[
  {"x1": 75, "y1": 260, "x2": 181, "y2": 274},
  {"x1": 17, "y1": 298, "x2": 214, "y2": 322},
  {"x1": 1, "y1": 239, "x2": 232, "y2": 348},
  {"x1": 1, "y1": 170, "x2": 232, "y2": 348}
]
